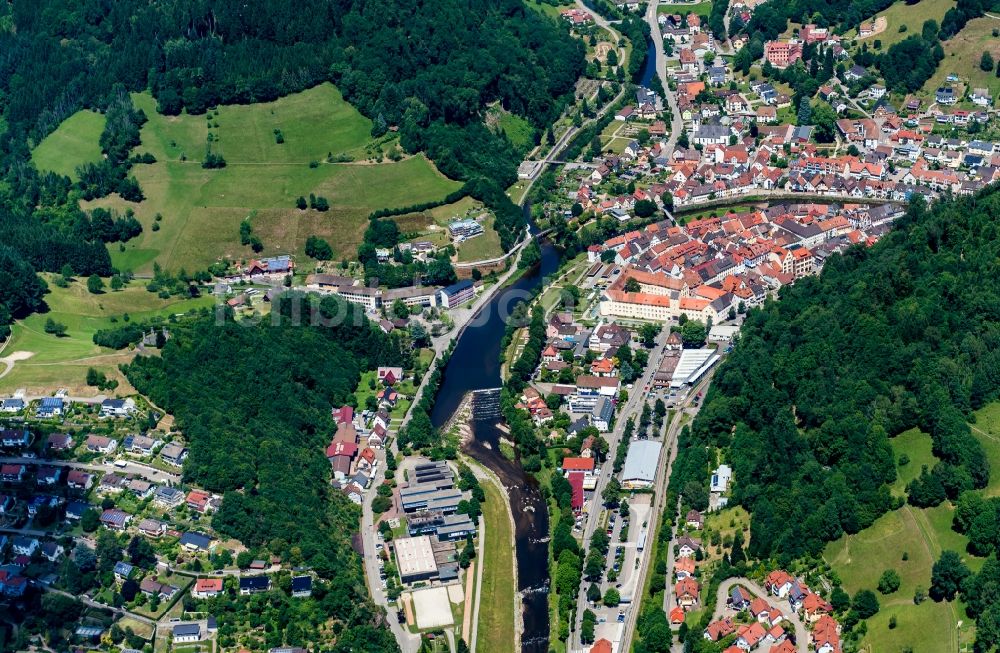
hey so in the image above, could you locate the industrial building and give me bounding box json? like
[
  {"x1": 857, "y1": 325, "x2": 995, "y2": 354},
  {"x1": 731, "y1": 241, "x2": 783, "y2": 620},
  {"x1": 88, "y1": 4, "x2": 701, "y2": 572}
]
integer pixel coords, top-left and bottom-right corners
[
  {"x1": 621, "y1": 440, "x2": 663, "y2": 489},
  {"x1": 394, "y1": 535, "x2": 439, "y2": 583}
]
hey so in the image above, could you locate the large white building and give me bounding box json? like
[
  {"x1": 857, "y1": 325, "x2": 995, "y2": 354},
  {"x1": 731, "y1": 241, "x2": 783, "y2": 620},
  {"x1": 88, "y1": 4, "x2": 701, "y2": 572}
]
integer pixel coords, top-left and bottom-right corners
[{"x1": 621, "y1": 440, "x2": 663, "y2": 489}]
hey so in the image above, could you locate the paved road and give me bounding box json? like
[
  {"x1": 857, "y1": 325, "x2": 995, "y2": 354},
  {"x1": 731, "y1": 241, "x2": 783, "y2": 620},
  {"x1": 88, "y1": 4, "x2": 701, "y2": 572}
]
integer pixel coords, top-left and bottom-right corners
[
  {"x1": 712, "y1": 578, "x2": 809, "y2": 653},
  {"x1": 619, "y1": 366, "x2": 716, "y2": 653},
  {"x1": 570, "y1": 328, "x2": 671, "y2": 650},
  {"x1": 644, "y1": 0, "x2": 684, "y2": 155},
  {"x1": 0, "y1": 456, "x2": 181, "y2": 485},
  {"x1": 357, "y1": 246, "x2": 539, "y2": 653}
]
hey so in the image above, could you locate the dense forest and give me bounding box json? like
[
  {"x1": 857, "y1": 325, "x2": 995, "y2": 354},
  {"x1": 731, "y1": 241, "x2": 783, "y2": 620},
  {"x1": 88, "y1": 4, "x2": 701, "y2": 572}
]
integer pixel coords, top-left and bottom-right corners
[
  {"x1": 124, "y1": 292, "x2": 406, "y2": 648},
  {"x1": 671, "y1": 188, "x2": 1000, "y2": 567}
]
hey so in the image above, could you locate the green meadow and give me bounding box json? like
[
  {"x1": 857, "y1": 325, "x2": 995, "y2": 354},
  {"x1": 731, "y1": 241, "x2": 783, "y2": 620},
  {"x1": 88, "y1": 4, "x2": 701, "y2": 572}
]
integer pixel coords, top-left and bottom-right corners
[
  {"x1": 0, "y1": 277, "x2": 214, "y2": 395},
  {"x1": 822, "y1": 406, "x2": 1000, "y2": 652},
  {"x1": 68, "y1": 83, "x2": 459, "y2": 275},
  {"x1": 30, "y1": 110, "x2": 107, "y2": 181}
]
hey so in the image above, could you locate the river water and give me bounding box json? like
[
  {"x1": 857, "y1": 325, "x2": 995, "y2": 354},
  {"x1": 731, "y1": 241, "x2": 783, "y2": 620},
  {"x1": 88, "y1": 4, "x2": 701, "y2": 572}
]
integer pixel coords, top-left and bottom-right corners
[
  {"x1": 429, "y1": 44, "x2": 660, "y2": 647},
  {"x1": 639, "y1": 36, "x2": 657, "y2": 89},
  {"x1": 430, "y1": 213, "x2": 560, "y2": 653}
]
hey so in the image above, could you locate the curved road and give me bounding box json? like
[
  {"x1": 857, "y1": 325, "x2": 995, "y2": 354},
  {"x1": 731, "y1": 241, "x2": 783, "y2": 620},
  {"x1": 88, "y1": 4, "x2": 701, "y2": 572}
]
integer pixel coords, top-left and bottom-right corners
[{"x1": 712, "y1": 578, "x2": 809, "y2": 653}]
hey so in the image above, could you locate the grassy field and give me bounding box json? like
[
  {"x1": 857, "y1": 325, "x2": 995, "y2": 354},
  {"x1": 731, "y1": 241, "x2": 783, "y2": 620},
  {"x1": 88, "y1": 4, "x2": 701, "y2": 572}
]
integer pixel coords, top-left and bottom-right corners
[
  {"x1": 475, "y1": 470, "x2": 516, "y2": 653},
  {"x1": 657, "y1": 1, "x2": 712, "y2": 18},
  {"x1": 920, "y1": 16, "x2": 1000, "y2": 101},
  {"x1": 844, "y1": 0, "x2": 956, "y2": 48},
  {"x1": 824, "y1": 506, "x2": 971, "y2": 653},
  {"x1": 0, "y1": 277, "x2": 215, "y2": 395},
  {"x1": 890, "y1": 427, "x2": 938, "y2": 495},
  {"x1": 492, "y1": 109, "x2": 537, "y2": 152},
  {"x1": 822, "y1": 406, "x2": 1000, "y2": 652},
  {"x1": 78, "y1": 83, "x2": 460, "y2": 275},
  {"x1": 525, "y1": 0, "x2": 574, "y2": 21},
  {"x1": 456, "y1": 216, "x2": 504, "y2": 262},
  {"x1": 971, "y1": 401, "x2": 1000, "y2": 497},
  {"x1": 394, "y1": 197, "x2": 484, "y2": 248},
  {"x1": 30, "y1": 110, "x2": 106, "y2": 181}
]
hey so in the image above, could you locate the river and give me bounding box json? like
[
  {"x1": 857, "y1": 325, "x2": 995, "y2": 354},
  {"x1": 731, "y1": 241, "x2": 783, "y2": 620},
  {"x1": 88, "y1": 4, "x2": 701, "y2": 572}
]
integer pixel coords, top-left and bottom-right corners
[
  {"x1": 430, "y1": 211, "x2": 560, "y2": 653},
  {"x1": 639, "y1": 36, "x2": 657, "y2": 89}
]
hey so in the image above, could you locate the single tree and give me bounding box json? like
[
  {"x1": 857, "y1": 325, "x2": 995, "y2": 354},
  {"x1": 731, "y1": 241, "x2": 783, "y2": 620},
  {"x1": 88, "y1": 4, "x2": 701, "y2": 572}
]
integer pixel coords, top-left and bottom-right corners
[{"x1": 87, "y1": 274, "x2": 105, "y2": 294}]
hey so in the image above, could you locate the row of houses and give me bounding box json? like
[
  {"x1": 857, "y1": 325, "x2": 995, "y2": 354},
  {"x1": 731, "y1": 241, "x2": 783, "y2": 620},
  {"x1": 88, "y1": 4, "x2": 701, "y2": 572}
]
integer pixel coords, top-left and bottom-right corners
[
  {"x1": 303, "y1": 274, "x2": 477, "y2": 311},
  {"x1": 0, "y1": 396, "x2": 138, "y2": 420}
]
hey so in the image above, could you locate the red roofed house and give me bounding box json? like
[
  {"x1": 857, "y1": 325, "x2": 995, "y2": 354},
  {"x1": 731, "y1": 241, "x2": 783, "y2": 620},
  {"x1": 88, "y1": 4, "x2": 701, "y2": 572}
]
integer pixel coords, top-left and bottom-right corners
[
  {"x1": 669, "y1": 606, "x2": 686, "y2": 624},
  {"x1": 590, "y1": 639, "x2": 612, "y2": 653},
  {"x1": 675, "y1": 577, "x2": 700, "y2": 609},
  {"x1": 186, "y1": 490, "x2": 212, "y2": 513},
  {"x1": 562, "y1": 457, "x2": 596, "y2": 474},
  {"x1": 765, "y1": 570, "x2": 794, "y2": 597},
  {"x1": 736, "y1": 622, "x2": 768, "y2": 650},
  {"x1": 812, "y1": 614, "x2": 841, "y2": 653},
  {"x1": 377, "y1": 367, "x2": 403, "y2": 386},
  {"x1": 704, "y1": 617, "x2": 736, "y2": 641},
  {"x1": 674, "y1": 556, "x2": 696, "y2": 579},
  {"x1": 802, "y1": 591, "x2": 833, "y2": 621},
  {"x1": 770, "y1": 641, "x2": 796, "y2": 653},
  {"x1": 193, "y1": 578, "x2": 224, "y2": 598},
  {"x1": 333, "y1": 405, "x2": 354, "y2": 425}
]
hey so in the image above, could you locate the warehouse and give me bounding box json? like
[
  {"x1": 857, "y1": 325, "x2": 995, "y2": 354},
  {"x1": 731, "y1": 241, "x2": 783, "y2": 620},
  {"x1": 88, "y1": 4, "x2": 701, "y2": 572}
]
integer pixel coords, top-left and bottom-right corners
[
  {"x1": 394, "y1": 535, "x2": 439, "y2": 583},
  {"x1": 621, "y1": 440, "x2": 663, "y2": 489}
]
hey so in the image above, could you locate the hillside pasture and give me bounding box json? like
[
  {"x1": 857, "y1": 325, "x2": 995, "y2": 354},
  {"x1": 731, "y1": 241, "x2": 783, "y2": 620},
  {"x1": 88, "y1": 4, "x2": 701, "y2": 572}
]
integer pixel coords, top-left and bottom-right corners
[
  {"x1": 844, "y1": 0, "x2": 956, "y2": 48},
  {"x1": 77, "y1": 84, "x2": 460, "y2": 275},
  {"x1": 30, "y1": 110, "x2": 106, "y2": 181},
  {"x1": 0, "y1": 278, "x2": 214, "y2": 395},
  {"x1": 920, "y1": 17, "x2": 1000, "y2": 101}
]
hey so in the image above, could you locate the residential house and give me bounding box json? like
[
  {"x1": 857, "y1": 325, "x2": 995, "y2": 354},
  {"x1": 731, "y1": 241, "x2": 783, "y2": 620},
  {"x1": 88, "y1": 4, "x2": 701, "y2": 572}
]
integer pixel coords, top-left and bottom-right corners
[
  {"x1": 193, "y1": 578, "x2": 224, "y2": 599},
  {"x1": 160, "y1": 442, "x2": 188, "y2": 466},
  {"x1": 100, "y1": 508, "x2": 131, "y2": 530},
  {"x1": 291, "y1": 575, "x2": 313, "y2": 598},
  {"x1": 180, "y1": 531, "x2": 213, "y2": 552},
  {"x1": 86, "y1": 435, "x2": 118, "y2": 454},
  {"x1": 11, "y1": 536, "x2": 39, "y2": 556},
  {"x1": 36, "y1": 466, "x2": 63, "y2": 486},
  {"x1": 172, "y1": 624, "x2": 202, "y2": 644},
  {"x1": 36, "y1": 397, "x2": 65, "y2": 418},
  {"x1": 239, "y1": 576, "x2": 272, "y2": 595},
  {"x1": 0, "y1": 398, "x2": 25, "y2": 414},
  {"x1": 67, "y1": 470, "x2": 95, "y2": 490},
  {"x1": 186, "y1": 489, "x2": 212, "y2": 513},
  {"x1": 100, "y1": 398, "x2": 137, "y2": 418},
  {"x1": 46, "y1": 432, "x2": 73, "y2": 451},
  {"x1": 0, "y1": 464, "x2": 26, "y2": 483},
  {"x1": 138, "y1": 518, "x2": 167, "y2": 537},
  {"x1": 154, "y1": 486, "x2": 185, "y2": 507},
  {"x1": 674, "y1": 577, "x2": 700, "y2": 609},
  {"x1": 0, "y1": 428, "x2": 30, "y2": 448}
]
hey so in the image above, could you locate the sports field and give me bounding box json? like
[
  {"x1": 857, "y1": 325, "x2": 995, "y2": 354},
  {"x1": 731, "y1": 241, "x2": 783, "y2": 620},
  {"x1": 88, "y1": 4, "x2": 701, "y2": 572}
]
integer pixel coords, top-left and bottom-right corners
[
  {"x1": 72, "y1": 83, "x2": 460, "y2": 274},
  {"x1": 0, "y1": 277, "x2": 214, "y2": 396},
  {"x1": 30, "y1": 110, "x2": 107, "y2": 181}
]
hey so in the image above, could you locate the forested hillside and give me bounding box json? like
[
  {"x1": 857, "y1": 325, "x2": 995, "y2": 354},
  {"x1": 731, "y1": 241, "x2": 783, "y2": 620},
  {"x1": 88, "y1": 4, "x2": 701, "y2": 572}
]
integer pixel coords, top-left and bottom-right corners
[
  {"x1": 124, "y1": 293, "x2": 405, "y2": 648},
  {"x1": 0, "y1": 0, "x2": 585, "y2": 334},
  {"x1": 671, "y1": 188, "x2": 1000, "y2": 563}
]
